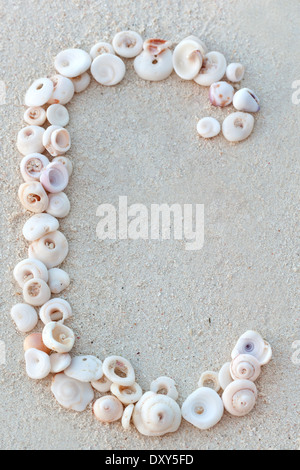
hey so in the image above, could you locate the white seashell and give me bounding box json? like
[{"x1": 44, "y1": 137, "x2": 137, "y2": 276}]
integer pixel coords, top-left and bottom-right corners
[
  {"x1": 150, "y1": 376, "x2": 179, "y2": 400},
  {"x1": 222, "y1": 379, "x2": 257, "y2": 417},
  {"x1": 134, "y1": 45, "x2": 173, "y2": 82},
  {"x1": 18, "y1": 182, "x2": 49, "y2": 213},
  {"x1": 10, "y1": 303, "x2": 38, "y2": 333},
  {"x1": 91, "y1": 375, "x2": 112, "y2": 393},
  {"x1": 50, "y1": 353, "x2": 72, "y2": 373},
  {"x1": 230, "y1": 354, "x2": 261, "y2": 382},
  {"x1": 48, "y1": 75, "x2": 75, "y2": 105},
  {"x1": 51, "y1": 372, "x2": 94, "y2": 411},
  {"x1": 28, "y1": 230, "x2": 69, "y2": 269},
  {"x1": 24, "y1": 107, "x2": 47, "y2": 126},
  {"x1": 20, "y1": 153, "x2": 50, "y2": 182},
  {"x1": 173, "y1": 36, "x2": 203, "y2": 80},
  {"x1": 42, "y1": 125, "x2": 71, "y2": 157},
  {"x1": 40, "y1": 161, "x2": 69, "y2": 193},
  {"x1": 39, "y1": 298, "x2": 72, "y2": 325},
  {"x1": 23, "y1": 278, "x2": 51, "y2": 306},
  {"x1": 112, "y1": 31, "x2": 143, "y2": 58},
  {"x1": 222, "y1": 112, "x2": 255, "y2": 142},
  {"x1": 122, "y1": 404, "x2": 134, "y2": 430},
  {"x1": 197, "y1": 117, "x2": 220, "y2": 138},
  {"x1": 226, "y1": 63, "x2": 245, "y2": 82},
  {"x1": 209, "y1": 81, "x2": 234, "y2": 107},
  {"x1": 198, "y1": 371, "x2": 220, "y2": 393},
  {"x1": 185, "y1": 35, "x2": 208, "y2": 56},
  {"x1": 93, "y1": 395, "x2": 123, "y2": 423},
  {"x1": 90, "y1": 42, "x2": 115, "y2": 60},
  {"x1": 13, "y1": 258, "x2": 49, "y2": 288},
  {"x1": 17, "y1": 126, "x2": 45, "y2": 155},
  {"x1": 55, "y1": 49, "x2": 92, "y2": 78},
  {"x1": 194, "y1": 51, "x2": 227, "y2": 86},
  {"x1": 42, "y1": 321, "x2": 75, "y2": 353},
  {"x1": 71, "y1": 72, "x2": 91, "y2": 93},
  {"x1": 48, "y1": 268, "x2": 70, "y2": 294},
  {"x1": 23, "y1": 213, "x2": 59, "y2": 242},
  {"x1": 25, "y1": 348, "x2": 51, "y2": 380},
  {"x1": 65, "y1": 355, "x2": 103, "y2": 382},
  {"x1": 233, "y1": 88, "x2": 260, "y2": 112},
  {"x1": 218, "y1": 362, "x2": 233, "y2": 390},
  {"x1": 143, "y1": 38, "x2": 172, "y2": 55},
  {"x1": 102, "y1": 355, "x2": 135, "y2": 386},
  {"x1": 25, "y1": 78, "x2": 54, "y2": 107},
  {"x1": 110, "y1": 382, "x2": 143, "y2": 405},
  {"x1": 46, "y1": 192, "x2": 70, "y2": 218},
  {"x1": 52, "y1": 157, "x2": 73, "y2": 177},
  {"x1": 231, "y1": 330, "x2": 272, "y2": 365},
  {"x1": 133, "y1": 391, "x2": 181, "y2": 436},
  {"x1": 181, "y1": 387, "x2": 224, "y2": 430},
  {"x1": 47, "y1": 104, "x2": 69, "y2": 127},
  {"x1": 91, "y1": 53, "x2": 126, "y2": 86}
]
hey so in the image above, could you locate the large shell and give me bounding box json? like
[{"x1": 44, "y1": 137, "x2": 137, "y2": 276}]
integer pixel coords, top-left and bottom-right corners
[
  {"x1": 54, "y1": 49, "x2": 91, "y2": 78},
  {"x1": 18, "y1": 182, "x2": 49, "y2": 213},
  {"x1": 102, "y1": 355, "x2": 135, "y2": 386},
  {"x1": 111, "y1": 382, "x2": 143, "y2": 405},
  {"x1": 173, "y1": 36, "x2": 203, "y2": 80},
  {"x1": 20, "y1": 153, "x2": 50, "y2": 182},
  {"x1": 65, "y1": 355, "x2": 103, "y2": 382},
  {"x1": 25, "y1": 348, "x2": 51, "y2": 380},
  {"x1": 233, "y1": 88, "x2": 260, "y2": 112},
  {"x1": 134, "y1": 46, "x2": 173, "y2": 82},
  {"x1": 39, "y1": 298, "x2": 72, "y2": 324},
  {"x1": 28, "y1": 230, "x2": 69, "y2": 269},
  {"x1": 40, "y1": 161, "x2": 69, "y2": 193},
  {"x1": 46, "y1": 192, "x2": 70, "y2": 218},
  {"x1": 17, "y1": 126, "x2": 45, "y2": 155},
  {"x1": 231, "y1": 330, "x2": 272, "y2": 366},
  {"x1": 181, "y1": 387, "x2": 224, "y2": 430},
  {"x1": 222, "y1": 379, "x2": 257, "y2": 417},
  {"x1": 51, "y1": 372, "x2": 94, "y2": 411},
  {"x1": 23, "y1": 278, "x2": 51, "y2": 307},
  {"x1": 112, "y1": 31, "x2": 143, "y2": 58},
  {"x1": 197, "y1": 117, "x2": 221, "y2": 138},
  {"x1": 23, "y1": 213, "x2": 59, "y2": 242},
  {"x1": 150, "y1": 376, "x2": 179, "y2": 400},
  {"x1": 42, "y1": 321, "x2": 75, "y2": 353},
  {"x1": 24, "y1": 107, "x2": 47, "y2": 126},
  {"x1": 10, "y1": 303, "x2": 38, "y2": 333},
  {"x1": 91, "y1": 53, "x2": 126, "y2": 86},
  {"x1": 48, "y1": 75, "x2": 75, "y2": 105},
  {"x1": 48, "y1": 268, "x2": 70, "y2": 294},
  {"x1": 93, "y1": 395, "x2": 123, "y2": 423},
  {"x1": 194, "y1": 51, "x2": 227, "y2": 87},
  {"x1": 230, "y1": 354, "x2": 261, "y2": 382},
  {"x1": 25, "y1": 78, "x2": 54, "y2": 107},
  {"x1": 14, "y1": 258, "x2": 48, "y2": 288},
  {"x1": 42, "y1": 125, "x2": 71, "y2": 157},
  {"x1": 222, "y1": 112, "x2": 255, "y2": 142}
]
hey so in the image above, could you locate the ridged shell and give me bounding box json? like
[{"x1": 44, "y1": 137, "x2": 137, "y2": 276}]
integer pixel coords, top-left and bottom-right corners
[
  {"x1": 231, "y1": 330, "x2": 272, "y2": 366},
  {"x1": 93, "y1": 395, "x2": 123, "y2": 423},
  {"x1": 230, "y1": 354, "x2": 261, "y2": 382},
  {"x1": 222, "y1": 379, "x2": 257, "y2": 417}
]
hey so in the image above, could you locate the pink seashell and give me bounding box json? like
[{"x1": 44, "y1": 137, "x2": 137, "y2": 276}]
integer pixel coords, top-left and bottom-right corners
[{"x1": 40, "y1": 161, "x2": 69, "y2": 193}]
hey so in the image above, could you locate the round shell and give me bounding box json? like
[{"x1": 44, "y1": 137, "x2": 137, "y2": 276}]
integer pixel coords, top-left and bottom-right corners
[
  {"x1": 47, "y1": 104, "x2": 69, "y2": 127},
  {"x1": 218, "y1": 362, "x2": 233, "y2": 390},
  {"x1": 55, "y1": 49, "x2": 92, "y2": 78},
  {"x1": 197, "y1": 117, "x2": 220, "y2": 138},
  {"x1": 50, "y1": 353, "x2": 72, "y2": 373},
  {"x1": 52, "y1": 157, "x2": 73, "y2": 177},
  {"x1": 23, "y1": 213, "x2": 59, "y2": 242},
  {"x1": 173, "y1": 36, "x2": 203, "y2": 80},
  {"x1": 222, "y1": 112, "x2": 255, "y2": 142},
  {"x1": 91, "y1": 375, "x2": 112, "y2": 393},
  {"x1": 102, "y1": 355, "x2": 135, "y2": 386},
  {"x1": 93, "y1": 395, "x2": 123, "y2": 423},
  {"x1": 24, "y1": 107, "x2": 47, "y2": 126},
  {"x1": 42, "y1": 322, "x2": 75, "y2": 353},
  {"x1": 48, "y1": 75, "x2": 75, "y2": 105},
  {"x1": 230, "y1": 354, "x2": 261, "y2": 382},
  {"x1": 231, "y1": 330, "x2": 272, "y2": 366},
  {"x1": 20, "y1": 153, "x2": 50, "y2": 182},
  {"x1": 209, "y1": 81, "x2": 234, "y2": 107},
  {"x1": 51, "y1": 372, "x2": 94, "y2": 411},
  {"x1": 222, "y1": 379, "x2": 257, "y2": 417},
  {"x1": 13, "y1": 258, "x2": 48, "y2": 288},
  {"x1": 71, "y1": 73, "x2": 91, "y2": 93},
  {"x1": 28, "y1": 230, "x2": 69, "y2": 269},
  {"x1": 65, "y1": 355, "x2": 103, "y2": 382},
  {"x1": 42, "y1": 125, "x2": 71, "y2": 157},
  {"x1": 90, "y1": 42, "x2": 115, "y2": 60},
  {"x1": 122, "y1": 404, "x2": 134, "y2": 430},
  {"x1": 150, "y1": 376, "x2": 179, "y2": 400},
  {"x1": 46, "y1": 192, "x2": 70, "y2": 218},
  {"x1": 18, "y1": 181, "x2": 49, "y2": 213},
  {"x1": 11, "y1": 303, "x2": 38, "y2": 333},
  {"x1": 91, "y1": 53, "x2": 126, "y2": 86},
  {"x1": 23, "y1": 278, "x2": 51, "y2": 307},
  {"x1": 194, "y1": 51, "x2": 227, "y2": 87},
  {"x1": 134, "y1": 48, "x2": 173, "y2": 82},
  {"x1": 233, "y1": 88, "x2": 260, "y2": 112},
  {"x1": 24, "y1": 332, "x2": 51, "y2": 354},
  {"x1": 112, "y1": 31, "x2": 143, "y2": 58},
  {"x1": 48, "y1": 268, "x2": 70, "y2": 294},
  {"x1": 40, "y1": 161, "x2": 69, "y2": 193},
  {"x1": 39, "y1": 298, "x2": 72, "y2": 325},
  {"x1": 25, "y1": 78, "x2": 54, "y2": 107},
  {"x1": 25, "y1": 348, "x2": 51, "y2": 380},
  {"x1": 17, "y1": 126, "x2": 45, "y2": 155},
  {"x1": 226, "y1": 63, "x2": 245, "y2": 82},
  {"x1": 198, "y1": 370, "x2": 220, "y2": 393},
  {"x1": 181, "y1": 387, "x2": 224, "y2": 430},
  {"x1": 110, "y1": 382, "x2": 143, "y2": 405}
]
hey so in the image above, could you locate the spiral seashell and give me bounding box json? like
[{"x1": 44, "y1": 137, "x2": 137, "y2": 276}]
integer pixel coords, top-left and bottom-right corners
[
  {"x1": 110, "y1": 382, "x2": 143, "y2": 405},
  {"x1": 55, "y1": 49, "x2": 92, "y2": 78},
  {"x1": 46, "y1": 192, "x2": 71, "y2": 218},
  {"x1": 134, "y1": 44, "x2": 173, "y2": 82},
  {"x1": 24, "y1": 107, "x2": 47, "y2": 126},
  {"x1": 51, "y1": 372, "x2": 94, "y2": 411},
  {"x1": 17, "y1": 126, "x2": 45, "y2": 155},
  {"x1": 230, "y1": 354, "x2": 261, "y2": 382},
  {"x1": 222, "y1": 112, "x2": 255, "y2": 142},
  {"x1": 197, "y1": 117, "x2": 220, "y2": 138},
  {"x1": 122, "y1": 404, "x2": 134, "y2": 430},
  {"x1": 48, "y1": 268, "x2": 70, "y2": 294},
  {"x1": 47, "y1": 104, "x2": 69, "y2": 127},
  {"x1": 94, "y1": 395, "x2": 123, "y2": 423},
  {"x1": 150, "y1": 376, "x2": 179, "y2": 400},
  {"x1": 65, "y1": 355, "x2": 103, "y2": 382},
  {"x1": 102, "y1": 355, "x2": 135, "y2": 386},
  {"x1": 233, "y1": 87, "x2": 260, "y2": 112},
  {"x1": 133, "y1": 391, "x2": 181, "y2": 436},
  {"x1": 90, "y1": 42, "x2": 115, "y2": 60},
  {"x1": 42, "y1": 322, "x2": 75, "y2": 353},
  {"x1": 25, "y1": 77, "x2": 54, "y2": 107},
  {"x1": 198, "y1": 370, "x2": 220, "y2": 393},
  {"x1": 112, "y1": 31, "x2": 143, "y2": 58},
  {"x1": 23, "y1": 278, "x2": 51, "y2": 306},
  {"x1": 10, "y1": 303, "x2": 38, "y2": 333},
  {"x1": 91, "y1": 374, "x2": 112, "y2": 393},
  {"x1": 14, "y1": 258, "x2": 49, "y2": 288},
  {"x1": 28, "y1": 230, "x2": 69, "y2": 269},
  {"x1": 209, "y1": 81, "x2": 234, "y2": 107},
  {"x1": 71, "y1": 72, "x2": 91, "y2": 93},
  {"x1": 48, "y1": 75, "x2": 75, "y2": 105},
  {"x1": 25, "y1": 348, "x2": 51, "y2": 380},
  {"x1": 231, "y1": 330, "x2": 272, "y2": 366},
  {"x1": 20, "y1": 153, "x2": 50, "y2": 182},
  {"x1": 222, "y1": 379, "x2": 257, "y2": 417},
  {"x1": 24, "y1": 332, "x2": 51, "y2": 354},
  {"x1": 40, "y1": 161, "x2": 69, "y2": 193},
  {"x1": 23, "y1": 213, "x2": 59, "y2": 242},
  {"x1": 173, "y1": 36, "x2": 203, "y2": 80},
  {"x1": 181, "y1": 387, "x2": 224, "y2": 430},
  {"x1": 39, "y1": 298, "x2": 72, "y2": 325},
  {"x1": 50, "y1": 353, "x2": 72, "y2": 373},
  {"x1": 91, "y1": 53, "x2": 126, "y2": 86},
  {"x1": 226, "y1": 63, "x2": 245, "y2": 83},
  {"x1": 218, "y1": 362, "x2": 233, "y2": 390},
  {"x1": 42, "y1": 125, "x2": 71, "y2": 157},
  {"x1": 18, "y1": 182, "x2": 49, "y2": 213},
  {"x1": 194, "y1": 51, "x2": 227, "y2": 87}
]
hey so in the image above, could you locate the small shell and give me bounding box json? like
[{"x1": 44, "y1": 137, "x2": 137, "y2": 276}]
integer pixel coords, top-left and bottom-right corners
[
  {"x1": 111, "y1": 382, "x2": 143, "y2": 405},
  {"x1": 46, "y1": 192, "x2": 71, "y2": 218},
  {"x1": 91, "y1": 53, "x2": 126, "y2": 86},
  {"x1": 173, "y1": 36, "x2": 203, "y2": 80},
  {"x1": 150, "y1": 376, "x2": 179, "y2": 400},
  {"x1": 18, "y1": 182, "x2": 49, "y2": 213},
  {"x1": 71, "y1": 73, "x2": 91, "y2": 93},
  {"x1": 51, "y1": 372, "x2": 94, "y2": 411},
  {"x1": 230, "y1": 354, "x2": 261, "y2": 382},
  {"x1": 102, "y1": 356, "x2": 135, "y2": 386},
  {"x1": 112, "y1": 31, "x2": 143, "y2": 58},
  {"x1": 47, "y1": 104, "x2": 69, "y2": 127},
  {"x1": 24, "y1": 332, "x2": 51, "y2": 354},
  {"x1": 25, "y1": 348, "x2": 51, "y2": 380},
  {"x1": 25, "y1": 78, "x2": 54, "y2": 107},
  {"x1": 222, "y1": 112, "x2": 255, "y2": 142},
  {"x1": 90, "y1": 42, "x2": 115, "y2": 60},
  {"x1": 134, "y1": 47, "x2": 173, "y2": 82},
  {"x1": 40, "y1": 161, "x2": 69, "y2": 193},
  {"x1": 28, "y1": 230, "x2": 69, "y2": 269},
  {"x1": 209, "y1": 81, "x2": 234, "y2": 107},
  {"x1": 185, "y1": 35, "x2": 208, "y2": 56},
  {"x1": 42, "y1": 125, "x2": 71, "y2": 157},
  {"x1": 50, "y1": 353, "x2": 72, "y2": 373},
  {"x1": 197, "y1": 117, "x2": 220, "y2": 138},
  {"x1": 55, "y1": 49, "x2": 92, "y2": 78},
  {"x1": 42, "y1": 321, "x2": 75, "y2": 353},
  {"x1": 39, "y1": 298, "x2": 72, "y2": 325},
  {"x1": 52, "y1": 157, "x2": 73, "y2": 177},
  {"x1": 48, "y1": 268, "x2": 70, "y2": 294},
  {"x1": 23, "y1": 213, "x2": 59, "y2": 242},
  {"x1": 11, "y1": 303, "x2": 38, "y2": 333},
  {"x1": 198, "y1": 371, "x2": 220, "y2": 393},
  {"x1": 218, "y1": 362, "x2": 233, "y2": 390},
  {"x1": 222, "y1": 379, "x2": 257, "y2": 417},
  {"x1": 13, "y1": 258, "x2": 49, "y2": 288},
  {"x1": 231, "y1": 330, "x2": 272, "y2": 366},
  {"x1": 24, "y1": 107, "x2": 47, "y2": 126},
  {"x1": 122, "y1": 404, "x2": 134, "y2": 430},
  {"x1": 17, "y1": 126, "x2": 45, "y2": 155},
  {"x1": 143, "y1": 38, "x2": 172, "y2": 55},
  {"x1": 181, "y1": 387, "x2": 224, "y2": 430},
  {"x1": 91, "y1": 375, "x2": 112, "y2": 393},
  {"x1": 20, "y1": 153, "x2": 50, "y2": 182},
  {"x1": 23, "y1": 278, "x2": 51, "y2": 306},
  {"x1": 233, "y1": 88, "x2": 260, "y2": 112},
  {"x1": 226, "y1": 63, "x2": 245, "y2": 82},
  {"x1": 94, "y1": 395, "x2": 123, "y2": 423},
  {"x1": 48, "y1": 75, "x2": 75, "y2": 105},
  {"x1": 65, "y1": 355, "x2": 103, "y2": 382},
  {"x1": 194, "y1": 51, "x2": 227, "y2": 87}
]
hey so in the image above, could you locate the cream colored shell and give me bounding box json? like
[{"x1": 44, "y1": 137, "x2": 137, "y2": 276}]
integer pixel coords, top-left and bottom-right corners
[
  {"x1": 209, "y1": 81, "x2": 234, "y2": 107},
  {"x1": 90, "y1": 42, "x2": 115, "y2": 60},
  {"x1": 91, "y1": 53, "x2": 126, "y2": 86},
  {"x1": 23, "y1": 213, "x2": 59, "y2": 242},
  {"x1": 46, "y1": 192, "x2": 71, "y2": 218},
  {"x1": 122, "y1": 404, "x2": 134, "y2": 430},
  {"x1": 197, "y1": 117, "x2": 221, "y2": 138},
  {"x1": 231, "y1": 330, "x2": 272, "y2": 365},
  {"x1": 23, "y1": 278, "x2": 51, "y2": 306},
  {"x1": 150, "y1": 376, "x2": 179, "y2": 400},
  {"x1": 17, "y1": 126, "x2": 45, "y2": 155},
  {"x1": 65, "y1": 355, "x2": 103, "y2": 382},
  {"x1": 42, "y1": 125, "x2": 71, "y2": 157},
  {"x1": 230, "y1": 354, "x2": 261, "y2": 382},
  {"x1": 39, "y1": 298, "x2": 72, "y2": 324},
  {"x1": 51, "y1": 372, "x2": 94, "y2": 411},
  {"x1": 18, "y1": 181, "x2": 49, "y2": 213},
  {"x1": 134, "y1": 47, "x2": 173, "y2": 82},
  {"x1": 48, "y1": 268, "x2": 70, "y2": 294},
  {"x1": 181, "y1": 387, "x2": 224, "y2": 430},
  {"x1": 24, "y1": 107, "x2": 47, "y2": 126},
  {"x1": 222, "y1": 379, "x2": 257, "y2": 417},
  {"x1": 25, "y1": 348, "x2": 51, "y2": 380},
  {"x1": 50, "y1": 353, "x2": 72, "y2": 373},
  {"x1": 233, "y1": 88, "x2": 260, "y2": 112},
  {"x1": 194, "y1": 51, "x2": 227, "y2": 86},
  {"x1": 110, "y1": 382, "x2": 143, "y2": 405},
  {"x1": 222, "y1": 112, "x2": 255, "y2": 142},
  {"x1": 198, "y1": 370, "x2": 220, "y2": 393},
  {"x1": 93, "y1": 395, "x2": 123, "y2": 423},
  {"x1": 112, "y1": 31, "x2": 143, "y2": 58},
  {"x1": 55, "y1": 49, "x2": 92, "y2": 78},
  {"x1": 47, "y1": 104, "x2": 69, "y2": 127},
  {"x1": 226, "y1": 63, "x2": 245, "y2": 82},
  {"x1": 173, "y1": 36, "x2": 203, "y2": 80},
  {"x1": 71, "y1": 73, "x2": 91, "y2": 93},
  {"x1": 20, "y1": 153, "x2": 50, "y2": 182},
  {"x1": 25, "y1": 78, "x2": 54, "y2": 107},
  {"x1": 218, "y1": 362, "x2": 233, "y2": 390},
  {"x1": 102, "y1": 355, "x2": 135, "y2": 386},
  {"x1": 52, "y1": 156, "x2": 73, "y2": 177},
  {"x1": 10, "y1": 303, "x2": 38, "y2": 333},
  {"x1": 28, "y1": 230, "x2": 69, "y2": 269},
  {"x1": 48, "y1": 75, "x2": 75, "y2": 105},
  {"x1": 14, "y1": 258, "x2": 48, "y2": 288},
  {"x1": 91, "y1": 375, "x2": 112, "y2": 393},
  {"x1": 24, "y1": 332, "x2": 50, "y2": 354},
  {"x1": 42, "y1": 321, "x2": 75, "y2": 353}
]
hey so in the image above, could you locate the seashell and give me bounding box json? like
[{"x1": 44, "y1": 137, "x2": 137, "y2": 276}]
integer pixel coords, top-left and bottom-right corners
[
  {"x1": 230, "y1": 354, "x2": 261, "y2": 382},
  {"x1": 25, "y1": 348, "x2": 51, "y2": 380},
  {"x1": 134, "y1": 45, "x2": 173, "y2": 82},
  {"x1": 52, "y1": 156, "x2": 73, "y2": 177},
  {"x1": 65, "y1": 355, "x2": 103, "y2": 382},
  {"x1": 40, "y1": 161, "x2": 69, "y2": 193},
  {"x1": 209, "y1": 81, "x2": 234, "y2": 107},
  {"x1": 10, "y1": 303, "x2": 38, "y2": 333},
  {"x1": 47, "y1": 104, "x2": 69, "y2": 127},
  {"x1": 231, "y1": 330, "x2": 272, "y2": 366},
  {"x1": 42, "y1": 125, "x2": 71, "y2": 157},
  {"x1": 48, "y1": 268, "x2": 70, "y2": 294},
  {"x1": 93, "y1": 395, "x2": 123, "y2": 423},
  {"x1": 150, "y1": 376, "x2": 179, "y2": 400},
  {"x1": 91, "y1": 53, "x2": 126, "y2": 86},
  {"x1": 110, "y1": 382, "x2": 143, "y2": 405},
  {"x1": 48, "y1": 75, "x2": 75, "y2": 105},
  {"x1": 222, "y1": 379, "x2": 257, "y2": 417},
  {"x1": 112, "y1": 31, "x2": 143, "y2": 58},
  {"x1": 39, "y1": 298, "x2": 72, "y2": 325},
  {"x1": 198, "y1": 370, "x2": 220, "y2": 393},
  {"x1": 102, "y1": 355, "x2": 135, "y2": 386},
  {"x1": 233, "y1": 87, "x2": 260, "y2": 112},
  {"x1": 185, "y1": 35, "x2": 208, "y2": 56},
  {"x1": 14, "y1": 258, "x2": 49, "y2": 288},
  {"x1": 23, "y1": 213, "x2": 59, "y2": 242},
  {"x1": 24, "y1": 332, "x2": 51, "y2": 354},
  {"x1": 133, "y1": 391, "x2": 181, "y2": 436},
  {"x1": 23, "y1": 278, "x2": 51, "y2": 306},
  {"x1": 90, "y1": 42, "x2": 115, "y2": 60},
  {"x1": 51, "y1": 372, "x2": 94, "y2": 411},
  {"x1": 46, "y1": 192, "x2": 71, "y2": 218},
  {"x1": 17, "y1": 126, "x2": 45, "y2": 155},
  {"x1": 20, "y1": 153, "x2": 50, "y2": 182},
  {"x1": 28, "y1": 230, "x2": 69, "y2": 269},
  {"x1": 181, "y1": 387, "x2": 224, "y2": 430},
  {"x1": 197, "y1": 117, "x2": 220, "y2": 138},
  {"x1": 91, "y1": 375, "x2": 112, "y2": 393},
  {"x1": 50, "y1": 353, "x2": 72, "y2": 373},
  {"x1": 55, "y1": 49, "x2": 92, "y2": 78},
  {"x1": 194, "y1": 51, "x2": 227, "y2": 87},
  {"x1": 24, "y1": 107, "x2": 47, "y2": 126},
  {"x1": 71, "y1": 72, "x2": 91, "y2": 93},
  {"x1": 18, "y1": 182, "x2": 49, "y2": 213},
  {"x1": 222, "y1": 112, "x2": 255, "y2": 142},
  {"x1": 122, "y1": 404, "x2": 134, "y2": 430},
  {"x1": 226, "y1": 63, "x2": 245, "y2": 83},
  {"x1": 25, "y1": 78, "x2": 54, "y2": 107},
  {"x1": 42, "y1": 321, "x2": 75, "y2": 353},
  {"x1": 173, "y1": 36, "x2": 203, "y2": 80},
  {"x1": 218, "y1": 362, "x2": 233, "y2": 390},
  {"x1": 143, "y1": 38, "x2": 172, "y2": 55}
]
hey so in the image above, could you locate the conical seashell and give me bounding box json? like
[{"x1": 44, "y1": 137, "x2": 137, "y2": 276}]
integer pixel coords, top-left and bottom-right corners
[
  {"x1": 46, "y1": 192, "x2": 70, "y2": 218},
  {"x1": 20, "y1": 153, "x2": 50, "y2": 182},
  {"x1": 209, "y1": 81, "x2": 234, "y2": 107},
  {"x1": 222, "y1": 379, "x2": 257, "y2": 417},
  {"x1": 47, "y1": 104, "x2": 69, "y2": 127},
  {"x1": 25, "y1": 348, "x2": 51, "y2": 380},
  {"x1": 134, "y1": 45, "x2": 173, "y2": 82},
  {"x1": 194, "y1": 51, "x2": 227, "y2": 87},
  {"x1": 91, "y1": 374, "x2": 112, "y2": 393},
  {"x1": 39, "y1": 298, "x2": 72, "y2": 325},
  {"x1": 93, "y1": 395, "x2": 123, "y2": 423},
  {"x1": 102, "y1": 355, "x2": 135, "y2": 386},
  {"x1": 24, "y1": 332, "x2": 51, "y2": 354},
  {"x1": 181, "y1": 387, "x2": 224, "y2": 430},
  {"x1": 10, "y1": 303, "x2": 38, "y2": 333},
  {"x1": 222, "y1": 112, "x2": 255, "y2": 142},
  {"x1": 40, "y1": 161, "x2": 69, "y2": 193},
  {"x1": 226, "y1": 63, "x2": 245, "y2": 83},
  {"x1": 55, "y1": 49, "x2": 92, "y2": 78},
  {"x1": 173, "y1": 36, "x2": 203, "y2": 80},
  {"x1": 133, "y1": 391, "x2": 181, "y2": 436},
  {"x1": 51, "y1": 372, "x2": 94, "y2": 411},
  {"x1": 91, "y1": 53, "x2": 126, "y2": 86},
  {"x1": 48, "y1": 75, "x2": 75, "y2": 105},
  {"x1": 18, "y1": 182, "x2": 49, "y2": 213},
  {"x1": 24, "y1": 107, "x2": 47, "y2": 126},
  {"x1": 42, "y1": 322, "x2": 75, "y2": 353},
  {"x1": 197, "y1": 117, "x2": 220, "y2": 138},
  {"x1": 233, "y1": 88, "x2": 260, "y2": 112},
  {"x1": 71, "y1": 72, "x2": 91, "y2": 93},
  {"x1": 90, "y1": 42, "x2": 115, "y2": 60},
  {"x1": 48, "y1": 268, "x2": 70, "y2": 294},
  {"x1": 230, "y1": 354, "x2": 261, "y2": 382},
  {"x1": 122, "y1": 404, "x2": 134, "y2": 430},
  {"x1": 28, "y1": 230, "x2": 69, "y2": 269},
  {"x1": 231, "y1": 330, "x2": 272, "y2": 366},
  {"x1": 14, "y1": 258, "x2": 48, "y2": 288},
  {"x1": 110, "y1": 382, "x2": 143, "y2": 405},
  {"x1": 65, "y1": 355, "x2": 103, "y2": 382},
  {"x1": 198, "y1": 370, "x2": 220, "y2": 393},
  {"x1": 52, "y1": 156, "x2": 73, "y2": 177},
  {"x1": 17, "y1": 126, "x2": 45, "y2": 155},
  {"x1": 42, "y1": 125, "x2": 71, "y2": 157},
  {"x1": 218, "y1": 362, "x2": 233, "y2": 390},
  {"x1": 150, "y1": 376, "x2": 179, "y2": 400},
  {"x1": 112, "y1": 31, "x2": 143, "y2": 58},
  {"x1": 50, "y1": 353, "x2": 72, "y2": 373},
  {"x1": 23, "y1": 278, "x2": 51, "y2": 306},
  {"x1": 25, "y1": 78, "x2": 54, "y2": 107},
  {"x1": 23, "y1": 213, "x2": 59, "y2": 242}
]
